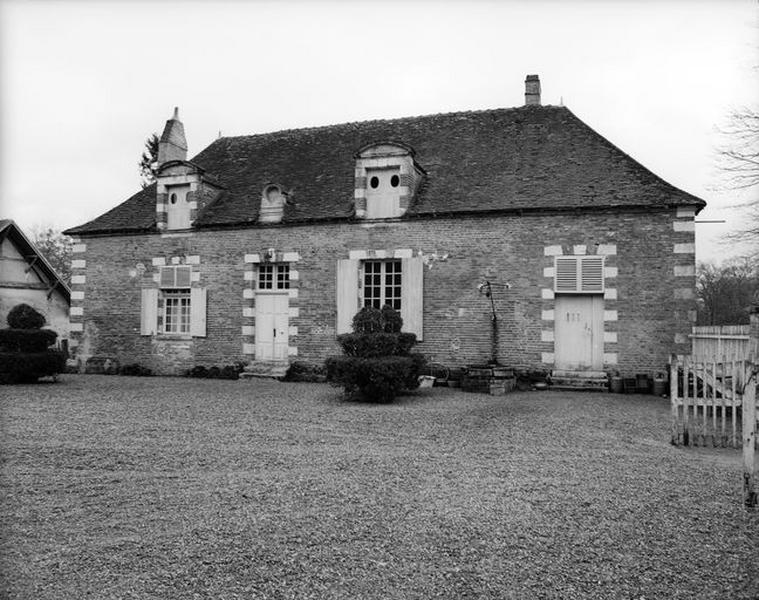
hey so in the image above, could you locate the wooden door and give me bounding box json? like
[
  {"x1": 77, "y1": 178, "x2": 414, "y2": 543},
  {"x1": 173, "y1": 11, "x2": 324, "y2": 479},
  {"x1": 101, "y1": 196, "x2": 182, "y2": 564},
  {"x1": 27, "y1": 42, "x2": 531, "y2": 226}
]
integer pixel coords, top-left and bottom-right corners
[
  {"x1": 554, "y1": 295, "x2": 603, "y2": 371},
  {"x1": 255, "y1": 293, "x2": 289, "y2": 360}
]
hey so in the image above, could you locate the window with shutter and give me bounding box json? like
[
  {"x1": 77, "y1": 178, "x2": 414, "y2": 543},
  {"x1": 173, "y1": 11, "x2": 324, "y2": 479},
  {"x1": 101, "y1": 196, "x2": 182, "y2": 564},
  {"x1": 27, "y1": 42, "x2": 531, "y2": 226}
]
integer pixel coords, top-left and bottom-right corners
[
  {"x1": 554, "y1": 256, "x2": 604, "y2": 294},
  {"x1": 157, "y1": 266, "x2": 195, "y2": 334},
  {"x1": 336, "y1": 256, "x2": 423, "y2": 338}
]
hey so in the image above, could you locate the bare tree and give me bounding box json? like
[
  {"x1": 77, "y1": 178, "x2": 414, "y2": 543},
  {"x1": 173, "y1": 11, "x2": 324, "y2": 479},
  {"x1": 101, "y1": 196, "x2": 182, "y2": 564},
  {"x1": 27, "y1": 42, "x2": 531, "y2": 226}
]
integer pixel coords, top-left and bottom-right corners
[
  {"x1": 696, "y1": 257, "x2": 759, "y2": 325},
  {"x1": 716, "y1": 104, "x2": 759, "y2": 245}
]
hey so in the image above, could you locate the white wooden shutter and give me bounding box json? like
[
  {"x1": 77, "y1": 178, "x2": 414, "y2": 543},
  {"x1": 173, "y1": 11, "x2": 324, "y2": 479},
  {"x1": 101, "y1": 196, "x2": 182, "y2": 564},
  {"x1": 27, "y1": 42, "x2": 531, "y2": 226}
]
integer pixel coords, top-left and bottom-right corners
[
  {"x1": 336, "y1": 259, "x2": 359, "y2": 334},
  {"x1": 190, "y1": 288, "x2": 207, "y2": 337},
  {"x1": 554, "y1": 256, "x2": 604, "y2": 293},
  {"x1": 401, "y1": 256, "x2": 423, "y2": 340},
  {"x1": 140, "y1": 288, "x2": 158, "y2": 335},
  {"x1": 554, "y1": 257, "x2": 578, "y2": 293},
  {"x1": 176, "y1": 266, "x2": 192, "y2": 287},
  {"x1": 159, "y1": 267, "x2": 174, "y2": 287},
  {"x1": 580, "y1": 256, "x2": 604, "y2": 292}
]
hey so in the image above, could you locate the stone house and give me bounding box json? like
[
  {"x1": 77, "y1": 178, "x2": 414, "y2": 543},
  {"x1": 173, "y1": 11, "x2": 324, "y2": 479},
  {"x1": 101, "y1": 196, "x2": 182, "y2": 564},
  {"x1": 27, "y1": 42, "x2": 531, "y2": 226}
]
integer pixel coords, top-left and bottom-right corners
[
  {"x1": 0, "y1": 219, "x2": 71, "y2": 346},
  {"x1": 64, "y1": 75, "x2": 705, "y2": 379}
]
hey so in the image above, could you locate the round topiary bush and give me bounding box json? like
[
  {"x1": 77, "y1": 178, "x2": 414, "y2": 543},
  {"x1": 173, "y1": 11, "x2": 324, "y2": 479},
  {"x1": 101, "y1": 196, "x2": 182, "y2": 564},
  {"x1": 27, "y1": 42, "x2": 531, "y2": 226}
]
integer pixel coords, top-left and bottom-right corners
[
  {"x1": 1, "y1": 303, "x2": 63, "y2": 384},
  {"x1": 7, "y1": 303, "x2": 45, "y2": 329},
  {"x1": 327, "y1": 305, "x2": 425, "y2": 403}
]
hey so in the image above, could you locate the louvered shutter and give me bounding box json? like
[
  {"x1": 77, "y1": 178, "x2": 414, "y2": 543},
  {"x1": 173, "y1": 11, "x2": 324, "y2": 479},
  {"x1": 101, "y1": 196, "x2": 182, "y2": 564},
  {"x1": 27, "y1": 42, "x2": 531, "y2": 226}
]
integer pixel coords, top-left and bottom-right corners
[
  {"x1": 554, "y1": 256, "x2": 605, "y2": 293},
  {"x1": 160, "y1": 266, "x2": 192, "y2": 288},
  {"x1": 140, "y1": 288, "x2": 158, "y2": 335},
  {"x1": 336, "y1": 259, "x2": 359, "y2": 334},
  {"x1": 554, "y1": 257, "x2": 579, "y2": 293},
  {"x1": 176, "y1": 266, "x2": 192, "y2": 287},
  {"x1": 190, "y1": 288, "x2": 207, "y2": 337},
  {"x1": 159, "y1": 267, "x2": 174, "y2": 287},
  {"x1": 580, "y1": 256, "x2": 604, "y2": 293},
  {"x1": 401, "y1": 256, "x2": 423, "y2": 340}
]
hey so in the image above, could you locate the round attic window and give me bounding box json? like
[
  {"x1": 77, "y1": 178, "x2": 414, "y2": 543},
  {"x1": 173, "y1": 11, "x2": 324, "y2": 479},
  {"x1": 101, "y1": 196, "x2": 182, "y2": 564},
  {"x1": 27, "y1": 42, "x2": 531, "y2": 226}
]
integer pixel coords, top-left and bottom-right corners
[
  {"x1": 390, "y1": 174, "x2": 400, "y2": 188},
  {"x1": 370, "y1": 176, "x2": 379, "y2": 189},
  {"x1": 170, "y1": 193, "x2": 177, "y2": 204},
  {"x1": 265, "y1": 185, "x2": 280, "y2": 200}
]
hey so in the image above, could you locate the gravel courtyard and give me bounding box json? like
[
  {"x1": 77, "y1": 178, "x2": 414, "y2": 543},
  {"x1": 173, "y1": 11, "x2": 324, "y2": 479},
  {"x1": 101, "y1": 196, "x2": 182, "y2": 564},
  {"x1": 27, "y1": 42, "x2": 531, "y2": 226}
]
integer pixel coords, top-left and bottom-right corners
[{"x1": 0, "y1": 375, "x2": 757, "y2": 599}]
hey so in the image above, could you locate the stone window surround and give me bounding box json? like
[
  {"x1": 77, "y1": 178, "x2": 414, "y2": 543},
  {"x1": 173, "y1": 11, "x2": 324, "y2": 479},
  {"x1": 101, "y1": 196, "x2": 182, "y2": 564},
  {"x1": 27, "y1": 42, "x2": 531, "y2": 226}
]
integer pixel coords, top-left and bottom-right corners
[
  {"x1": 149, "y1": 255, "x2": 202, "y2": 339},
  {"x1": 540, "y1": 244, "x2": 618, "y2": 368}
]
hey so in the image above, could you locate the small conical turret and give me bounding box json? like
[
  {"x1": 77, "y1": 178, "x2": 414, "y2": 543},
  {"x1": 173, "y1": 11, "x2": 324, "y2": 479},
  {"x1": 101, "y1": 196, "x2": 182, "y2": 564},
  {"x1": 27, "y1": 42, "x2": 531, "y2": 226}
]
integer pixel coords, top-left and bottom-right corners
[{"x1": 157, "y1": 107, "x2": 187, "y2": 165}]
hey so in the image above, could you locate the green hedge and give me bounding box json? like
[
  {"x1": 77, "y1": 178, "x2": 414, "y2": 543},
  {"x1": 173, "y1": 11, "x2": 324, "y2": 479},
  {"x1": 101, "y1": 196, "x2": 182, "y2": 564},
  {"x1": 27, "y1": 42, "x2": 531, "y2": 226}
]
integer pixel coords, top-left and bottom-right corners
[
  {"x1": 0, "y1": 329, "x2": 58, "y2": 353},
  {"x1": 336, "y1": 332, "x2": 417, "y2": 357},
  {"x1": 0, "y1": 351, "x2": 66, "y2": 384},
  {"x1": 325, "y1": 354, "x2": 424, "y2": 403}
]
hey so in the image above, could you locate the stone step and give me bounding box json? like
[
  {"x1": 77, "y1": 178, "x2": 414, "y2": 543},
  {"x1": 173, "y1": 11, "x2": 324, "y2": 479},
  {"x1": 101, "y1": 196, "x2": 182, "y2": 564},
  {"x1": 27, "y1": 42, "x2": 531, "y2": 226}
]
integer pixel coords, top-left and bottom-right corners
[
  {"x1": 240, "y1": 361, "x2": 290, "y2": 380},
  {"x1": 551, "y1": 370, "x2": 609, "y2": 392},
  {"x1": 552, "y1": 369, "x2": 607, "y2": 379},
  {"x1": 551, "y1": 381, "x2": 610, "y2": 392}
]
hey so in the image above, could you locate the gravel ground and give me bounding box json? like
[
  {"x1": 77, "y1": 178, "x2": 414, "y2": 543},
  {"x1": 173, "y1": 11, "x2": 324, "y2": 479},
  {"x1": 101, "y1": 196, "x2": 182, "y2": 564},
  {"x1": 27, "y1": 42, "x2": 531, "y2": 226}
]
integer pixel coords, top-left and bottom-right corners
[{"x1": 0, "y1": 375, "x2": 757, "y2": 599}]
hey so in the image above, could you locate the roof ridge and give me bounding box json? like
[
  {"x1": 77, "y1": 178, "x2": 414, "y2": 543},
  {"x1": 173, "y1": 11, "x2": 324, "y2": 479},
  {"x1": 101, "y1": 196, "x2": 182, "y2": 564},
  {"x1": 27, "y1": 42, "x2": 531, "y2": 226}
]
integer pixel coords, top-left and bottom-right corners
[{"x1": 216, "y1": 104, "x2": 565, "y2": 142}]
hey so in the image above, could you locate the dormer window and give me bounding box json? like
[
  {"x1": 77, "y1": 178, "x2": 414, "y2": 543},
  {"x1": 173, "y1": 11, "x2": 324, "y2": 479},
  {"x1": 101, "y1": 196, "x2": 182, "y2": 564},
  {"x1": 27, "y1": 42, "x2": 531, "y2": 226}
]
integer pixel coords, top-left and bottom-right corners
[
  {"x1": 259, "y1": 184, "x2": 286, "y2": 223},
  {"x1": 354, "y1": 142, "x2": 425, "y2": 220}
]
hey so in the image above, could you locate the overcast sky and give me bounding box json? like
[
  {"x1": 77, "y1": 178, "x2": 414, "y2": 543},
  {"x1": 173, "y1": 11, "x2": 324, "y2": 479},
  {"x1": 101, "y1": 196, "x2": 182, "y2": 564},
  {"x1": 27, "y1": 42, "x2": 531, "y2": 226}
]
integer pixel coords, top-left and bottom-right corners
[{"x1": 1, "y1": 0, "x2": 756, "y2": 262}]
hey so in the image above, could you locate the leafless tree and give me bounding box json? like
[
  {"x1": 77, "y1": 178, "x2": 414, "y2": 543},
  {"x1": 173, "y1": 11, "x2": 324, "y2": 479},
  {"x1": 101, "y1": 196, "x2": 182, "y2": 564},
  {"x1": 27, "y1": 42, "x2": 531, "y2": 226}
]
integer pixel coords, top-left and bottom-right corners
[
  {"x1": 696, "y1": 257, "x2": 759, "y2": 325},
  {"x1": 716, "y1": 102, "x2": 759, "y2": 246}
]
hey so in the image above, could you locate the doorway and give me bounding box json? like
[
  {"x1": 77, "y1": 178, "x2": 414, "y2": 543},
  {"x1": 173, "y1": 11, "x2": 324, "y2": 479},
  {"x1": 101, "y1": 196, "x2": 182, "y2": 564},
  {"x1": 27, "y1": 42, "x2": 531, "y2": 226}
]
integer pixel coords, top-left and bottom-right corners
[{"x1": 554, "y1": 295, "x2": 604, "y2": 371}]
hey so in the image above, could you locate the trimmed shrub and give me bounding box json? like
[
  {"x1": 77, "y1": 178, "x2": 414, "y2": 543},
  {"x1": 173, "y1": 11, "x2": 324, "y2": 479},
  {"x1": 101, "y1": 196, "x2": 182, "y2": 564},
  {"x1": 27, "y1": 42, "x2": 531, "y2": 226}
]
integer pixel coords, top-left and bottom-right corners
[
  {"x1": 119, "y1": 363, "x2": 153, "y2": 376},
  {"x1": 337, "y1": 332, "x2": 417, "y2": 357},
  {"x1": 0, "y1": 304, "x2": 63, "y2": 384},
  {"x1": 186, "y1": 364, "x2": 242, "y2": 380},
  {"x1": 381, "y1": 305, "x2": 403, "y2": 332},
  {"x1": 0, "y1": 328, "x2": 58, "y2": 353},
  {"x1": 325, "y1": 355, "x2": 421, "y2": 403},
  {"x1": 284, "y1": 361, "x2": 327, "y2": 382},
  {"x1": 326, "y1": 306, "x2": 425, "y2": 402},
  {"x1": 7, "y1": 303, "x2": 46, "y2": 329},
  {"x1": 188, "y1": 365, "x2": 208, "y2": 378},
  {"x1": 352, "y1": 306, "x2": 385, "y2": 334},
  {"x1": 0, "y1": 351, "x2": 66, "y2": 384}
]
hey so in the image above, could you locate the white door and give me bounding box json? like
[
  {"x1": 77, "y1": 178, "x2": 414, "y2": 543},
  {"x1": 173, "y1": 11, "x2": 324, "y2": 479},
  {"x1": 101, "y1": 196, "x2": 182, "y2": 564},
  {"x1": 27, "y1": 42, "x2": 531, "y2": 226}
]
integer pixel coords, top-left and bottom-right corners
[
  {"x1": 554, "y1": 295, "x2": 603, "y2": 371},
  {"x1": 365, "y1": 168, "x2": 400, "y2": 219},
  {"x1": 255, "y1": 294, "x2": 289, "y2": 360},
  {"x1": 166, "y1": 185, "x2": 191, "y2": 230}
]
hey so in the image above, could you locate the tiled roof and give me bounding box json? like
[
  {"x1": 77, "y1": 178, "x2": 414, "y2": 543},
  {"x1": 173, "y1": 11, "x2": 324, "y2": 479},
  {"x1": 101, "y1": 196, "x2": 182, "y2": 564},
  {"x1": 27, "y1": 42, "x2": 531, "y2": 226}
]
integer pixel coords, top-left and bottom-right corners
[{"x1": 65, "y1": 105, "x2": 705, "y2": 235}]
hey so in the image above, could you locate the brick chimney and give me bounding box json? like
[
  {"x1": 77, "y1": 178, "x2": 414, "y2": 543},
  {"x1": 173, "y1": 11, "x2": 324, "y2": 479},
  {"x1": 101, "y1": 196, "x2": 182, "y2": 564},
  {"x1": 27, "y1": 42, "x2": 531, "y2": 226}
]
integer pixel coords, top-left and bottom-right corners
[
  {"x1": 157, "y1": 107, "x2": 187, "y2": 165},
  {"x1": 525, "y1": 75, "x2": 541, "y2": 106}
]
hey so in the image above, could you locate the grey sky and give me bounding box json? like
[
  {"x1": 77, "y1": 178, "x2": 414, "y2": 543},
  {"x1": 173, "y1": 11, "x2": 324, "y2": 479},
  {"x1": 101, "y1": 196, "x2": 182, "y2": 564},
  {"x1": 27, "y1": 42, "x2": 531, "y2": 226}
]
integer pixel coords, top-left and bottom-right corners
[{"x1": 1, "y1": 0, "x2": 756, "y2": 262}]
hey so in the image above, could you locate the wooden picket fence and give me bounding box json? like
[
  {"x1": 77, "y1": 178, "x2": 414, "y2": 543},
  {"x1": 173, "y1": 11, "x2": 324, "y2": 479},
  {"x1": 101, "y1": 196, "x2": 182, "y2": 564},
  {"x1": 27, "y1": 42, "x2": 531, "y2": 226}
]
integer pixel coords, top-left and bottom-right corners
[
  {"x1": 690, "y1": 325, "x2": 751, "y2": 361},
  {"x1": 670, "y1": 354, "x2": 757, "y2": 507}
]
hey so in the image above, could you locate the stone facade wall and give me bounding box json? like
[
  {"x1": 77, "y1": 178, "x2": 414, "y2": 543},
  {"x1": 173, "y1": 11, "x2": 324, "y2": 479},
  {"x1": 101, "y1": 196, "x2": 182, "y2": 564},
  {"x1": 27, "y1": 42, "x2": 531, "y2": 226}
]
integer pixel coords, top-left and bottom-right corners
[{"x1": 69, "y1": 207, "x2": 696, "y2": 376}]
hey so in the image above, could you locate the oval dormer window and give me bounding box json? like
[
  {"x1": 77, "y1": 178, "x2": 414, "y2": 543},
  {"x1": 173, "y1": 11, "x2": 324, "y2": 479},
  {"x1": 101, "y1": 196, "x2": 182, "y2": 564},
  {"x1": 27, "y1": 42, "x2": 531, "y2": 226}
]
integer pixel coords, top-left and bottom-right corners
[{"x1": 259, "y1": 184, "x2": 285, "y2": 223}]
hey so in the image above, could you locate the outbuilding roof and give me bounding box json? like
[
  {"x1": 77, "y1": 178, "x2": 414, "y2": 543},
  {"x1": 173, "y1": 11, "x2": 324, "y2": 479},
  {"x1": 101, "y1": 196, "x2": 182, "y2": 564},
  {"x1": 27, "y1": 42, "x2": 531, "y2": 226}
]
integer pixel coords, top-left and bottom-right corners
[
  {"x1": 0, "y1": 219, "x2": 71, "y2": 303},
  {"x1": 65, "y1": 104, "x2": 706, "y2": 235}
]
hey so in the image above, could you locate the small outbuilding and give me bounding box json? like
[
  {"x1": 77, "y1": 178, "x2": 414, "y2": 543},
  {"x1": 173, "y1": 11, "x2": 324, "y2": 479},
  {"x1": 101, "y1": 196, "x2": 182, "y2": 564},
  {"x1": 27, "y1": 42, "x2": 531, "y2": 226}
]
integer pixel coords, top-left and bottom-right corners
[{"x1": 0, "y1": 220, "x2": 71, "y2": 348}]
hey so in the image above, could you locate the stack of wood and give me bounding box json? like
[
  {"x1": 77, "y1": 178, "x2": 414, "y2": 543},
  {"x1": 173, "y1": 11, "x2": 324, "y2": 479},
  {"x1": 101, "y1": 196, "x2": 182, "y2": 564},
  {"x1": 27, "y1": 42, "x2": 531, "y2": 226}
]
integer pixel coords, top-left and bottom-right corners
[{"x1": 462, "y1": 365, "x2": 516, "y2": 395}]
